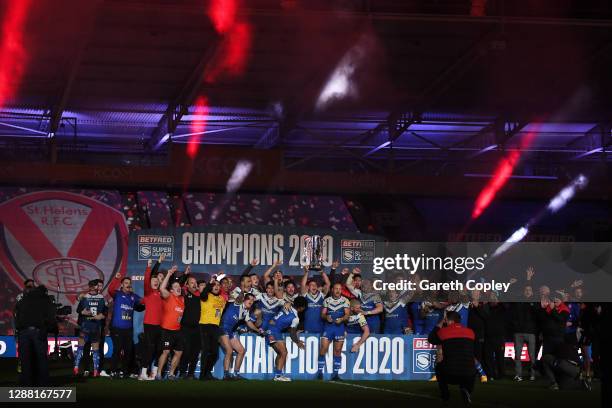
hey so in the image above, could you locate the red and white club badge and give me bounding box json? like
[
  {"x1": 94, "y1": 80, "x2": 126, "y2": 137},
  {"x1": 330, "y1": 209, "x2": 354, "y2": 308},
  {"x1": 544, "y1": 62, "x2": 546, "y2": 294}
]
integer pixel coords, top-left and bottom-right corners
[{"x1": 0, "y1": 191, "x2": 128, "y2": 309}]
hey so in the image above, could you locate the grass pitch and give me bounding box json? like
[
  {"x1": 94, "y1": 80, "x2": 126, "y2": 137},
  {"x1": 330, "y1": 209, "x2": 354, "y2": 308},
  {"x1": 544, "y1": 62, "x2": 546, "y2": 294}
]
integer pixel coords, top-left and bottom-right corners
[{"x1": 0, "y1": 359, "x2": 600, "y2": 407}]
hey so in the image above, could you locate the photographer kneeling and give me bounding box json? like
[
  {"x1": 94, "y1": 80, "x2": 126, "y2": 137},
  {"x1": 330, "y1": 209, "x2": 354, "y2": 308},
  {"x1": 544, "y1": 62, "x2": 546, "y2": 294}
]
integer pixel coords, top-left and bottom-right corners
[
  {"x1": 542, "y1": 342, "x2": 591, "y2": 391},
  {"x1": 428, "y1": 311, "x2": 477, "y2": 406},
  {"x1": 14, "y1": 283, "x2": 57, "y2": 386}
]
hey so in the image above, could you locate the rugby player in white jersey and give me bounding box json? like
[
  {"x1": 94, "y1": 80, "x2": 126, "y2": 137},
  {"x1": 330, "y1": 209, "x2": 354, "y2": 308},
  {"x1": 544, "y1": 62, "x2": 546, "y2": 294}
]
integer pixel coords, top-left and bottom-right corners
[{"x1": 317, "y1": 283, "x2": 350, "y2": 380}]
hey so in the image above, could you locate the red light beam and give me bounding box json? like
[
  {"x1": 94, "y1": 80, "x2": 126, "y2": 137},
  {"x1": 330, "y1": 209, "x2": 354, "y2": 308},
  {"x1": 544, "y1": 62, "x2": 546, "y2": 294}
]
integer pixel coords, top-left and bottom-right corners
[
  {"x1": 471, "y1": 126, "x2": 539, "y2": 220},
  {"x1": 0, "y1": 0, "x2": 32, "y2": 109}
]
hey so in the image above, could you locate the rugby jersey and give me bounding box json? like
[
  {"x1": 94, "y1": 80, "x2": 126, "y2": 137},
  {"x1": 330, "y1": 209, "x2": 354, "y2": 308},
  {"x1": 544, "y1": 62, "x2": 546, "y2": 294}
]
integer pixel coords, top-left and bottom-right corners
[
  {"x1": 383, "y1": 299, "x2": 408, "y2": 334},
  {"x1": 257, "y1": 293, "x2": 284, "y2": 329},
  {"x1": 270, "y1": 307, "x2": 300, "y2": 332},
  {"x1": 230, "y1": 286, "x2": 261, "y2": 303},
  {"x1": 323, "y1": 296, "x2": 350, "y2": 323},
  {"x1": 221, "y1": 303, "x2": 256, "y2": 331},
  {"x1": 304, "y1": 291, "x2": 325, "y2": 332},
  {"x1": 346, "y1": 312, "x2": 368, "y2": 333}
]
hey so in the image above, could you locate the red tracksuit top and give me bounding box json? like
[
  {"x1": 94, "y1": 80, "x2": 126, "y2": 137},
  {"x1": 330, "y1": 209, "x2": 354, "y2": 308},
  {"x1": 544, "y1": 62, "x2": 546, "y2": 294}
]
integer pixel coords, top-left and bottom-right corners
[{"x1": 143, "y1": 264, "x2": 163, "y2": 326}]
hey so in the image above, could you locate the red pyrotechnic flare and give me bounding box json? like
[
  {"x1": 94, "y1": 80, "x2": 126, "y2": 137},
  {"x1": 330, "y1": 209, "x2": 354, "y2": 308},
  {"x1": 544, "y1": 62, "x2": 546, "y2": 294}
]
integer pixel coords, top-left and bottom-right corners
[
  {"x1": 208, "y1": 0, "x2": 237, "y2": 34},
  {"x1": 187, "y1": 96, "x2": 209, "y2": 159},
  {"x1": 471, "y1": 150, "x2": 520, "y2": 219},
  {"x1": 222, "y1": 22, "x2": 251, "y2": 76},
  {"x1": 471, "y1": 127, "x2": 539, "y2": 220},
  {"x1": 0, "y1": 0, "x2": 32, "y2": 110},
  {"x1": 205, "y1": 0, "x2": 252, "y2": 82}
]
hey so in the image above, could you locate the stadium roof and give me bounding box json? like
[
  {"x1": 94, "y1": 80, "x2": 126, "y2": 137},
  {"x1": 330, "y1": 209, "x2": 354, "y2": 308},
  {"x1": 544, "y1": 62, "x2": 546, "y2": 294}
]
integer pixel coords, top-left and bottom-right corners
[{"x1": 1, "y1": 0, "x2": 611, "y2": 179}]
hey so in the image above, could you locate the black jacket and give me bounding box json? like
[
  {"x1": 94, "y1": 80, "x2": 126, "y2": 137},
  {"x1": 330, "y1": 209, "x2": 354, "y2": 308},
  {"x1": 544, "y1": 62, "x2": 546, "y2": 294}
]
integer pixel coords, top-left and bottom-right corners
[
  {"x1": 484, "y1": 303, "x2": 507, "y2": 338},
  {"x1": 536, "y1": 304, "x2": 569, "y2": 339},
  {"x1": 14, "y1": 286, "x2": 56, "y2": 331},
  {"x1": 510, "y1": 302, "x2": 538, "y2": 334},
  {"x1": 467, "y1": 303, "x2": 487, "y2": 340},
  {"x1": 429, "y1": 323, "x2": 477, "y2": 377},
  {"x1": 181, "y1": 289, "x2": 201, "y2": 328}
]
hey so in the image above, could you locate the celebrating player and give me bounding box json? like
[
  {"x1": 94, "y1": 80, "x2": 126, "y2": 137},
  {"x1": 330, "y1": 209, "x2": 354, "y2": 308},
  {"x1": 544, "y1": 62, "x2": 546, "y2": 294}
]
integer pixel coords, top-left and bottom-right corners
[
  {"x1": 156, "y1": 266, "x2": 185, "y2": 380},
  {"x1": 257, "y1": 281, "x2": 285, "y2": 332},
  {"x1": 346, "y1": 299, "x2": 370, "y2": 352},
  {"x1": 74, "y1": 280, "x2": 107, "y2": 377},
  {"x1": 219, "y1": 293, "x2": 262, "y2": 380},
  {"x1": 230, "y1": 259, "x2": 262, "y2": 302},
  {"x1": 318, "y1": 282, "x2": 350, "y2": 381},
  {"x1": 383, "y1": 290, "x2": 411, "y2": 335},
  {"x1": 267, "y1": 296, "x2": 308, "y2": 381},
  {"x1": 300, "y1": 265, "x2": 330, "y2": 334},
  {"x1": 347, "y1": 272, "x2": 383, "y2": 334}
]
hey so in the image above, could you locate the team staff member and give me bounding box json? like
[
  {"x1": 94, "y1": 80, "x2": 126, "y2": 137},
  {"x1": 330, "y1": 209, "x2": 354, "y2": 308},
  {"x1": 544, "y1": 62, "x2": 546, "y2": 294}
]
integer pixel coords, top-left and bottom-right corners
[
  {"x1": 199, "y1": 277, "x2": 226, "y2": 381},
  {"x1": 139, "y1": 256, "x2": 165, "y2": 381},
  {"x1": 428, "y1": 311, "x2": 477, "y2": 406},
  {"x1": 178, "y1": 266, "x2": 201, "y2": 379},
  {"x1": 108, "y1": 273, "x2": 145, "y2": 378},
  {"x1": 157, "y1": 269, "x2": 185, "y2": 380}
]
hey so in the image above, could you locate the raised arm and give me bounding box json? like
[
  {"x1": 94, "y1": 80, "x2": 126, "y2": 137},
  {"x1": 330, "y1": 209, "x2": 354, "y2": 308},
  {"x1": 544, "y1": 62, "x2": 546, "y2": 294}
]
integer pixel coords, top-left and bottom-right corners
[
  {"x1": 108, "y1": 272, "x2": 122, "y2": 298},
  {"x1": 144, "y1": 259, "x2": 154, "y2": 295},
  {"x1": 178, "y1": 264, "x2": 192, "y2": 286},
  {"x1": 273, "y1": 275, "x2": 284, "y2": 300},
  {"x1": 160, "y1": 266, "x2": 174, "y2": 299},
  {"x1": 345, "y1": 272, "x2": 360, "y2": 297},
  {"x1": 329, "y1": 263, "x2": 338, "y2": 284},
  {"x1": 263, "y1": 258, "x2": 282, "y2": 284},
  {"x1": 322, "y1": 261, "x2": 336, "y2": 295},
  {"x1": 241, "y1": 258, "x2": 259, "y2": 277},
  {"x1": 300, "y1": 266, "x2": 309, "y2": 296},
  {"x1": 199, "y1": 280, "x2": 213, "y2": 301}
]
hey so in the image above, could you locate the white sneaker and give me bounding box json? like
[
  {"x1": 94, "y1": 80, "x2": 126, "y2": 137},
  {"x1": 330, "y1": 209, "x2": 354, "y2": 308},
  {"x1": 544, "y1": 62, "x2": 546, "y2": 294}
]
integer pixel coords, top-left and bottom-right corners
[
  {"x1": 273, "y1": 375, "x2": 291, "y2": 382},
  {"x1": 138, "y1": 373, "x2": 149, "y2": 381},
  {"x1": 99, "y1": 370, "x2": 111, "y2": 377}
]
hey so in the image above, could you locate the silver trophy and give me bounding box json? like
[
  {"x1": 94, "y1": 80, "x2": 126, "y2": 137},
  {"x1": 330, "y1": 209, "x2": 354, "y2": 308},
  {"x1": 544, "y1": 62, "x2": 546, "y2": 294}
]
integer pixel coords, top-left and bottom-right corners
[{"x1": 302, "y1": 235, "x2": 326, "y2": 271}]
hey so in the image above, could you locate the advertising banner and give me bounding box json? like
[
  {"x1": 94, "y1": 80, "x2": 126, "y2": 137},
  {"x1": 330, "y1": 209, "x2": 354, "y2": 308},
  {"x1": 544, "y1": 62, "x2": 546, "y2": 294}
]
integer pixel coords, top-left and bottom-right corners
[{"x1": 128, "y1": 226, "x2": 379, "y2": 279}]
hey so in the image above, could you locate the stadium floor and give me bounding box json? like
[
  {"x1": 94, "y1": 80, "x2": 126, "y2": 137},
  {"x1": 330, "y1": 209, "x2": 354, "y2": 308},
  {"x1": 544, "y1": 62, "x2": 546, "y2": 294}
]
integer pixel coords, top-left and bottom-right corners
[{"x1": 0, "y1": 360, "x2": 600, "y2": 407}]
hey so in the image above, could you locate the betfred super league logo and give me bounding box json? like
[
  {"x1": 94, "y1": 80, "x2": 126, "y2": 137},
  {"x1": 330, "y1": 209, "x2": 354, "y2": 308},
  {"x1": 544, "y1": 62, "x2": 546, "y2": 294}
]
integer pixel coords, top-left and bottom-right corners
[{"x1": 0, "y1": 191, "x2": 128, "y2": 311}]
